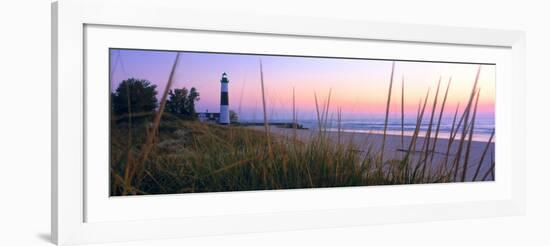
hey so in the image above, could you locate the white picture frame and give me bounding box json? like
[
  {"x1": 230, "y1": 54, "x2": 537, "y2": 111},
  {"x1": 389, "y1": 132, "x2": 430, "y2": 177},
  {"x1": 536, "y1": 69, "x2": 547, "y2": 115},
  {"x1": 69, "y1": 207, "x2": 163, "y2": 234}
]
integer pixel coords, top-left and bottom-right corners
[{"x1": 52, "y1": 0, "x2": 526, "y2": 245}]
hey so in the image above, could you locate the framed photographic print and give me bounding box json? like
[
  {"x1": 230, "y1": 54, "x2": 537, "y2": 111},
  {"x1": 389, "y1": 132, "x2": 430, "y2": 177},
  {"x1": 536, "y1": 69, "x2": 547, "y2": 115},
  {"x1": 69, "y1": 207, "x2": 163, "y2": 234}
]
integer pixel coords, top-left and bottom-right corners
[{"x1": 52, "y1": 0, "x2": 526, "y2": 245}]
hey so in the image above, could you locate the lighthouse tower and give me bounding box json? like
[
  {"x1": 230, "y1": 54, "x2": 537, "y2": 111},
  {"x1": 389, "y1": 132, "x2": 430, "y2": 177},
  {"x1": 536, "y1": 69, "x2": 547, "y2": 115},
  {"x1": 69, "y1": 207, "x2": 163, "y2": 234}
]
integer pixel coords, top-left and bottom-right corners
[{"x1": 219, "y1": 72, "x2": 230, "y2": 124}]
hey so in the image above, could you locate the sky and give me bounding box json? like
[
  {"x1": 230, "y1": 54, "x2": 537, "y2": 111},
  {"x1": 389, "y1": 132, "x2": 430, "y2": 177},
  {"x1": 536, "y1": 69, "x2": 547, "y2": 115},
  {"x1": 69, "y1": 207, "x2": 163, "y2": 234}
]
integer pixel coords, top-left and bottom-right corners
[{"x1": 110, "y1": 49, "x2": 495, "y2": 122}]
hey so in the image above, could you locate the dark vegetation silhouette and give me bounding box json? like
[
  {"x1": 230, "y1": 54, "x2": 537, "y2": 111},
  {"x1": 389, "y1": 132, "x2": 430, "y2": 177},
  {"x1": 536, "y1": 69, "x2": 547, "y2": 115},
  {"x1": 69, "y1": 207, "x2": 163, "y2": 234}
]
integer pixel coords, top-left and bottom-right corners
[
  {"x1": 111, "y1": 78, "x2": 158, "y2": 121},
  {"x1": 165, "y1": 87, "x2": 200, "y2": 119},
  {"x1": 111, "y1": 78, "x2": 201, "y2": 121}
]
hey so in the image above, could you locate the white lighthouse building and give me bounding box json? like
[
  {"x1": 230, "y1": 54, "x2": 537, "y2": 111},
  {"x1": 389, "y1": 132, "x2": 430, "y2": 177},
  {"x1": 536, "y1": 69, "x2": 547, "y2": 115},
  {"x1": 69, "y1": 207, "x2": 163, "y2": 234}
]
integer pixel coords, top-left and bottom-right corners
[{"x1": 219, "y1": 72, "x2": 230, "y2": 124}]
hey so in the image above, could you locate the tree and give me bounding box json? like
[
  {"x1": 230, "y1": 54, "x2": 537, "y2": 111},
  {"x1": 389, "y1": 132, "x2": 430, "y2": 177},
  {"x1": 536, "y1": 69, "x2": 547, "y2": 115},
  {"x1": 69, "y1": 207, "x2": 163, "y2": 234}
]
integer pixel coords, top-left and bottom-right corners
[
  {"x1": 166, "y1": 87, "x2": 189, "y2": 115},
  {"x1": 229, "y1": 110, "x2": 238, "y2": 123},
  {"x1": 166, "y1": 87, "x2": 200, "y2": 119},
  {"x1": 112, "y1": 78, "x2": 158, "y2": 117},
  {"x1": 187, "y1": 87, "x2": 200, "y2": 116}
]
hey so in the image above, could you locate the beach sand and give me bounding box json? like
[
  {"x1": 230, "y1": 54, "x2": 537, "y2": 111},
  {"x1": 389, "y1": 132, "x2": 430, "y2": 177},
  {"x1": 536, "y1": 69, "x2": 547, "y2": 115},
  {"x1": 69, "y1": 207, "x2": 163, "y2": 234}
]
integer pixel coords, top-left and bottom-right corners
[{"x1": 246, "y1": 125, "x2": 495, "y2": 182}]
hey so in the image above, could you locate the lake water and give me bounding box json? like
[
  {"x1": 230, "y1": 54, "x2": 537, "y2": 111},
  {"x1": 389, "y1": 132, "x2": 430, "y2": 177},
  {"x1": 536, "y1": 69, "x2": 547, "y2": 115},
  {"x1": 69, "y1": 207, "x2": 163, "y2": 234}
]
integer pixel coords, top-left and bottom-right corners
[{"x1": 242, "y1": 116, "x2": 495, "y2": 142}]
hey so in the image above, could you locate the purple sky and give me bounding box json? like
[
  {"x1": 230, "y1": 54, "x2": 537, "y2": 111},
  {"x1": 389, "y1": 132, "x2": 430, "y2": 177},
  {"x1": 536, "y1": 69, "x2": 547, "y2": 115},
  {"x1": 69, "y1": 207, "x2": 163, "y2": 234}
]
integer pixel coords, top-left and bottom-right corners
[{"x1": 110, "y1": 49, "x2": 495, "y2": 121}]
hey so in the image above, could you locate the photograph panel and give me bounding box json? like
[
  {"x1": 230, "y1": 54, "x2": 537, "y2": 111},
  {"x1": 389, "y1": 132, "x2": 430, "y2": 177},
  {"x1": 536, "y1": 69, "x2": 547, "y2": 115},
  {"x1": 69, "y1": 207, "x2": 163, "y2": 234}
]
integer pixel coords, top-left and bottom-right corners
[{"x1": 109, "y1": 49, "x2": 495, "y2": 196}]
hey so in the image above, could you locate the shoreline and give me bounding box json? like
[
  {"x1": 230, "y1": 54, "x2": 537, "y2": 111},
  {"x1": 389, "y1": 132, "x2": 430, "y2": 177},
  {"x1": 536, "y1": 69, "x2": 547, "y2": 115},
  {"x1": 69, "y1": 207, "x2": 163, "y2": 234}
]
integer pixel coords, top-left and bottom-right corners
[{"x1": 241, "y1": 124, "x2": 493, "y2": 142}]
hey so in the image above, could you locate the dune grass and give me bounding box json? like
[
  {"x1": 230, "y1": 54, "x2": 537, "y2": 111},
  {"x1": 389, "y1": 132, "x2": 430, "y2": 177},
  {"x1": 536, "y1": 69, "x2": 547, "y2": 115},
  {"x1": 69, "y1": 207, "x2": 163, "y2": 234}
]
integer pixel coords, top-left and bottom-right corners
[{"x1": 110, "y1": 58, "x2": 495, "y2": 196}]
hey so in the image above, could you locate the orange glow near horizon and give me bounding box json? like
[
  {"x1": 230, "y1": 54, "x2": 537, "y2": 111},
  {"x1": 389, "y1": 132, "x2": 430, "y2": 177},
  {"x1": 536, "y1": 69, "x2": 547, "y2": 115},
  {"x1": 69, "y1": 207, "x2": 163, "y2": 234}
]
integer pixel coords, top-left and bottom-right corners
[{"x1": 110, "y1": 50, "x2": 495, "y2": 121}]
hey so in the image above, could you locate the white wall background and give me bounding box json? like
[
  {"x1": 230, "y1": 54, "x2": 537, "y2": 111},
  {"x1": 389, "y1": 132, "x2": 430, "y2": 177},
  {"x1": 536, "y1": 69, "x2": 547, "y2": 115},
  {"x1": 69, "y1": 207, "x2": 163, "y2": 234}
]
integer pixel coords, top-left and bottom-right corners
[{"x1": 0, "y1": 0, "x2": 548, "y2": 245}]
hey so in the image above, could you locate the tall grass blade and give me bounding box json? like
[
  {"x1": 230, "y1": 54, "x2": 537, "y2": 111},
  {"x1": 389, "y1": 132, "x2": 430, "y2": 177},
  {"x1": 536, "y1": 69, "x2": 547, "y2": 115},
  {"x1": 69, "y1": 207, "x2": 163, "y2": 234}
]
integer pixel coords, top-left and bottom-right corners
[
  {"x1": 407, "y1": 89, "x2": 430, "y2": 180},
  {"x1": 472, "y1": 128, "x2": 495, "y2": 181},
  {"x1": 461, "y1": 89, "x2": 481, "y2": 182},
  {"x1": 259, "y1": 59, "x2": 273, "y2": 158},
  {"x1": 419, "y1": 77, "x2": 441, "y2": 179},
  {"x1": 323, "y1": 88, "x2": 332, "y2": 131},
  {"x1": 380, "y1": 61, "x2": 395, "y2": 164},
  {"x1": 430, "y1": 77, "x2": 451, "y2": 162},
  {"x1": 292, "y1": 87, "x2": 297, "y2": 142},
  {"x1": 401, "y1": 75, "x2": 405, "y2": 150},
  {"x1": 482, "y1": 159, "x2": 495, "y2": 181},
  {"x1": 122, "y1": 78, "x2": 134, "y2": 194},
  {"x1": 481, "y1": 149, "x2": 496, "y2": 181},
  {"x1": 452, "y1": 66, "x2": 481, "y2": 181},
  {"x1": 238, "y1": 77, "x2": 246, "y2": 118},
  {"x1": 444, "y1": 103, "x2": 460, "y2": 167},
  {"x1": 314, "y1": 92, "x2": 322, "y2": 133},
  {"x1": 337, "y1": 107, "x2": 342, "y2": 145},
  {"x1": 131, "y1": 52, "x2": 181, "y2": 192}
]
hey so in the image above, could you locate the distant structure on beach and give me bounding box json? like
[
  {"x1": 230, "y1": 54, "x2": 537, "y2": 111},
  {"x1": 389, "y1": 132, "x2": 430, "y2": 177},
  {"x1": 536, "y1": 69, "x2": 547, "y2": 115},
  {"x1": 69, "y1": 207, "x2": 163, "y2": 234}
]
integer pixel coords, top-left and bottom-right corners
[
  {"x1": 196, "y1": 73, "x2": 230, "y2": 124},
  {"x1": 197, "y1": 110, "x2": 220, "y2": 123}
]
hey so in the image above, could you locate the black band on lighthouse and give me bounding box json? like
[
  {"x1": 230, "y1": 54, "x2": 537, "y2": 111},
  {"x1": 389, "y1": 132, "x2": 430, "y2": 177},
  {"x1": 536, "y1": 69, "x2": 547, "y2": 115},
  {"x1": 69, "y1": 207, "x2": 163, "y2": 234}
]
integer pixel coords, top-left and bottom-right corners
[{"x1": 220, "y1": 92, "x2": 229, "y2": 105}]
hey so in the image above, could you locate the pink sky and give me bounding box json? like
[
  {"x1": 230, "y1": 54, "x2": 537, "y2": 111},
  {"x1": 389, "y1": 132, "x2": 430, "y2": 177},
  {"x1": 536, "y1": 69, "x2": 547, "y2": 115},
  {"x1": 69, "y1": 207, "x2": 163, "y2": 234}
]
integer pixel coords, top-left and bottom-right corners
[{"x1": 110, "y1": 49, "x2": 495, "y2": 121}]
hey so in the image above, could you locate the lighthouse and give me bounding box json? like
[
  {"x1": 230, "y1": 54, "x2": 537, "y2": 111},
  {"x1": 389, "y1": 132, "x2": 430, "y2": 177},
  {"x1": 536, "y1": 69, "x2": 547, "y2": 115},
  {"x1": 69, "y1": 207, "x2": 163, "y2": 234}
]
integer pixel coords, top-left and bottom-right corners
[{"x1": 219, "y1": 72, "x2": 230, "y2": 124}]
